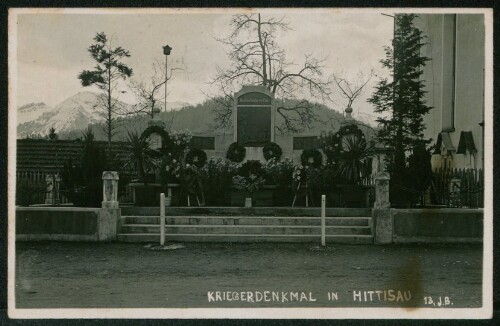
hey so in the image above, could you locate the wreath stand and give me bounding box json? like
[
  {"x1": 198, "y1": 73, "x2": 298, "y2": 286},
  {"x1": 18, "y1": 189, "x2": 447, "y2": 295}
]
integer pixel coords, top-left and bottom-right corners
[
  {"x1": 185, "y1": 177, "x2": 205, "y2": 207},
  {"x1": 291, "y1": 182, "x2": 314, "y2": 207}
]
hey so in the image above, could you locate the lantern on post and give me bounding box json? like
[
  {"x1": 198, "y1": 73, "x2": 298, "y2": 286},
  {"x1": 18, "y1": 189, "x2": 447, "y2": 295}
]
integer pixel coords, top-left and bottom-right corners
[{"x1": 162, "y1": 45, "x2": 172, "y2": 113}]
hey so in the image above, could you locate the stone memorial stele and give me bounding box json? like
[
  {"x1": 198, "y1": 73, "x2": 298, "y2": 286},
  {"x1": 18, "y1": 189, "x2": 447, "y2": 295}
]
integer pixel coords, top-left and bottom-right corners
[{"x1": 234, "y1": 86, "x2": 275, "y2": 147}]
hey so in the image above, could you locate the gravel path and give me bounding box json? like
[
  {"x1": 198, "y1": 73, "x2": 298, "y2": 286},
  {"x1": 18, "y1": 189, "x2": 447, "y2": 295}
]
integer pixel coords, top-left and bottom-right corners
[{"x1": 15, "y1": 241, "x2": 482, "y2": 308}]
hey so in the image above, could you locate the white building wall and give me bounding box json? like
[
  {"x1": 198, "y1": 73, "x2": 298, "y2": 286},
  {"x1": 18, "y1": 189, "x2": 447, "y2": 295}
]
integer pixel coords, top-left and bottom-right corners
[{"x1": 415, "y1": 14, "x2": 485, "y2": 170}]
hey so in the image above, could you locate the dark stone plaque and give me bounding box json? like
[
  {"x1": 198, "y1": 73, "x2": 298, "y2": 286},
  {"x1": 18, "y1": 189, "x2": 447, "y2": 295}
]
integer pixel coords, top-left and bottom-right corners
[
  {"x1": 237, "y1": 106, "x2": 271, "y2": 146},
  {"x1": 237, "y1": 92, "x2": 272, "y2": 105}
]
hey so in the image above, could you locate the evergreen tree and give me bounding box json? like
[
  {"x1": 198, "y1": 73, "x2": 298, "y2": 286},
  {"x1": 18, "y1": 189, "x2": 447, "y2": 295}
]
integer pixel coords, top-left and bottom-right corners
[
  {"x1": 368, "y1": 14, "x2": 432, "y2": 201},
  {"x1": 78, "y1": 32, "x2": 133, "y2": 154},
  {"x1": 47, "y1": 127, "x2": 58, "y2": 140}
]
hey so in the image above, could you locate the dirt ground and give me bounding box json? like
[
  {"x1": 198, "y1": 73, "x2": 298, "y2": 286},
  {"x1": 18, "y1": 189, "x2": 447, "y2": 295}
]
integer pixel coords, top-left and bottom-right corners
[{"x1": 15, "y1": 241, "x2": 482, "y2": 308}]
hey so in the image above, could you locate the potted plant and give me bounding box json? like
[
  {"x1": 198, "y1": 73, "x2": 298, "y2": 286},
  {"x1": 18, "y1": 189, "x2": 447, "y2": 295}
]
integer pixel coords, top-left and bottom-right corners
[{"x1": 334, "y1": 132, "x2": 373, "y2": 207}]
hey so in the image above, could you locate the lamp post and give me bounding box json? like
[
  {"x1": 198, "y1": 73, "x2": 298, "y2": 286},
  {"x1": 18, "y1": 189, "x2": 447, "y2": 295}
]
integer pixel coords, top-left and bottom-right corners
[{"x1": 162, "y1": 45, "x2": 172, "y2": 113}]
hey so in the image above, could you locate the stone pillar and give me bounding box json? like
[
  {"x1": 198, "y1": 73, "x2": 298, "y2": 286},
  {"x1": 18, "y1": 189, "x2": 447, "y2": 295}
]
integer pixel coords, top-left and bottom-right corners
[
  {"x1": 373, "y1": 171, "x2": 392, "y2": 244},
  {"x1": 100, "y1": 171, "x2": 120, "y2": 241},
  {"x1": 102, "y1": 171, "x2": 119, "y2": 209},
  {"x1": 45, "y1": 174, "x2": 54, "y2": 205},
  {"x1": 374, "y1": 172, "x2": 390, "y2": 209}
]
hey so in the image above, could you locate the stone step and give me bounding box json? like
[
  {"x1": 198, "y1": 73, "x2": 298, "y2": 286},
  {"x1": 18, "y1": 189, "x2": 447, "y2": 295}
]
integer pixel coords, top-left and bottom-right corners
[
  {"x1": 121, "y1": 206, "x2": 372, "y2": 217},
  {"x1": 120, "y1": 224, "x2": 372, "y2": 235},
  {"x1": 116, "y1": 233, "x2": 374, "y2": 244},
  {"x1": 121, "y1": 216, "x2": 371, "y2": 227}
]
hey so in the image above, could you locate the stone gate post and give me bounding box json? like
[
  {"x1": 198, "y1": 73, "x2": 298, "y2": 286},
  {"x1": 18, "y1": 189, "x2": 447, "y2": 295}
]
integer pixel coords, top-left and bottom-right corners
[
  {"x1": 102, "y1": 171, "x2": 119, "y2": 208},
  {"x1": 99, "y1": 171, "x2": 120, "y2": 241},
  {"x1": 372, "y1": 147, "x2": 393, "y2": 244}
]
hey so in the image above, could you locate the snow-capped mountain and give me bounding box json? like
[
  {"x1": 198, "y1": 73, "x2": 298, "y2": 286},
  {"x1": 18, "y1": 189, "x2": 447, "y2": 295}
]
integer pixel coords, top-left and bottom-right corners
[
  {"x1": 16, "y1": 92, "x2": 193, "y2": 138},
  {"x1": 17, "y1": 92, "x2": 134, "y2": 138},
  {"x1": 17, "y1": 102, "x2": 53, "y2": 125}
]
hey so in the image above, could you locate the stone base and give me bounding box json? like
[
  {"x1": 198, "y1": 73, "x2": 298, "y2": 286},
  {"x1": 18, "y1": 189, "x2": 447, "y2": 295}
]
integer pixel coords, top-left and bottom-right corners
[
  {"x1": 102, "y1": 201, "x2": 119, "y2": 209},
  {"x1": 372, "y1": 208, "x2": 393, "y2": 244}
]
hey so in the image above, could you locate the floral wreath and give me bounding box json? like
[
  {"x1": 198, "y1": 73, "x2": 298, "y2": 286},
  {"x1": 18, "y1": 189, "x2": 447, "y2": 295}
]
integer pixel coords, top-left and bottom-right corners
[
  {"x1": 226, "y1": 142, "x2": 246, "y2": 163},
  {"x1": 320, "y1": 124, "x2": 365, "y2": 163},
  {"x1": 262, "y1": 142, "x2": 282, "y2": 161},
  {"x1": 140, "y1": 125, "x2": 170, "y2": 157},
  {"x1": 300, "y1": 148, "x2": 323, "y2": 168},
  {"x1": 185, "y1": 148, "x2": 207, "y2": 168}
]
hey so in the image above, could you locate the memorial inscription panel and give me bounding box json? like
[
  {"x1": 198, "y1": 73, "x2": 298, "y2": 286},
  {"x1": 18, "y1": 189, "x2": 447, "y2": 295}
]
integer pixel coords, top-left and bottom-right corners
[{"x1": 236, "y1": 92, "x2": 272, "y2": 147}]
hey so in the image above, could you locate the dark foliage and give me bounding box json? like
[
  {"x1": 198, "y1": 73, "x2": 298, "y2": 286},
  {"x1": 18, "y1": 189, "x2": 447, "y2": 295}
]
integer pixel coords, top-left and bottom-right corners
[
  {"x1": 15, "y1": 178, "x2": 46, "y2": 206},
  {"x1": 368, "y1": 14, "x2": 432, "y2": 204},
  {"x1": 60, "y1": 127, "x2": 107, "y2": 207}
]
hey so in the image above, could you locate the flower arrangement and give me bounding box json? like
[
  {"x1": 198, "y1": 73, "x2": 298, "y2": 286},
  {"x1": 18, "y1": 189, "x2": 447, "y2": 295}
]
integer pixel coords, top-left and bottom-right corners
[
  {"x1": 292, "y1": 165, "x2": 306, "y2": 184},
  {"x1": 264, "y1": 158, "x2": 295, "y2": 187},
  {"x1": 170, "y1": 129, "x2": 193, "y2": 157},
  {"x1": 232, "y1": 160, "x2": 266, "y2": 197},
  {"x1": 232, "y1": 174, "x2": 265, "y2": 196},
  {"x1": 162, "y1": 152, "x2": 183, "y2": 180}
]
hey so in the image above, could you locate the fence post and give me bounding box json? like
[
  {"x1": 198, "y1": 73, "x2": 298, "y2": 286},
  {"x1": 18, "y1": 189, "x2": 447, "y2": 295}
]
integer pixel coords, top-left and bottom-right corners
[
  {"x1": 160, "y1": 193, "x2": 166, "y2": 246},
  {"x1": 321, "y1": 195, "x2": 326, "y2": 246},
  {"x1": 54, "y1": 174, "x2": 61, "y2": 205}
]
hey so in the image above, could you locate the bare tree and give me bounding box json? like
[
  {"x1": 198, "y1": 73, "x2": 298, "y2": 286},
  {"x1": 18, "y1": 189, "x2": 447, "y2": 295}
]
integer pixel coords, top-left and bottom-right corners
[
  {"x1": 209, "y1": 13, "x2": 333, "y2": 133},
  {"x1": 129, "y1": 58, "x2": 185, "y2": 120},
  {"x1": 332, "y1": 70, "x2": 373, "y2": 118}
]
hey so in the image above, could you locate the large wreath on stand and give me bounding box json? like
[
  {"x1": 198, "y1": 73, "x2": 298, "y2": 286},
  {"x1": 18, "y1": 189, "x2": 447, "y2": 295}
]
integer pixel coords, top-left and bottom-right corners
[
  {"x1": 262, "y1": 142, "x2": 282, "y2": 161},
  {"x1": 140, "y1": 125, "x2": 170, "y2": 157},
  {"x1": 185, "y1": 148, "x2": 207, "y2": 168},
  {"x1": 226, "y1": 142, "x2": 246, "y2": 163},
  {"x1": 323, "y1": 124, "x2": 365, "y2": 163}
]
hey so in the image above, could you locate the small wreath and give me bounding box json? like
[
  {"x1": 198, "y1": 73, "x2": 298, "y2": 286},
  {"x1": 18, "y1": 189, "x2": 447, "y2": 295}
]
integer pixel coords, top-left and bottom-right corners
[
  {"x1": 226, "y1": 142, "x2": 246, "y2": 163},
  {"x1": 300, "y1": 148, "x2": 323, "y2": 168},
  {"x1": 185, "y1": 148, "x2": 207, "y2": 168},
  {"x1": 262, "y1": 142, "x2": 282, "y2": 161},
  {"x1": 140, "y1": 125, "x2": 170, "y2": 154}
]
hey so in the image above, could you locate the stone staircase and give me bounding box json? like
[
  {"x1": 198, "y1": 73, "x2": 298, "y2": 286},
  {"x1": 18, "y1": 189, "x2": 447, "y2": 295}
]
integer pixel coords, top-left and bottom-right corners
[{"x1": 117, "y1": 207, "x2": 373, "y2": 244}]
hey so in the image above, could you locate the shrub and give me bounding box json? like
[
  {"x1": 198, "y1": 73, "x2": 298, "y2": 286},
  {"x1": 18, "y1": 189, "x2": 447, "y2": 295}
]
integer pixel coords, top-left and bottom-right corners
[
  {"x1": 16, "y1": 178, "x2": 46, "y2": 206},
  {"x1": 264, "y1": 158, "x2": 295, "y2": 187},
  {"x1": 200, "y1": 158, "x2": 238, "y2": 205},
  {"x1": 60, "y1": 128, "x2": 107, "y2": 207}
]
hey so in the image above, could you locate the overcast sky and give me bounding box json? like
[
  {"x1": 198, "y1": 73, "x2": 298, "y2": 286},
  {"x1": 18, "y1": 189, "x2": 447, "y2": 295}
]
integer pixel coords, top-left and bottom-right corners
[{"x1": 14, "y1": 9, "x2": 393, "y2": 122}]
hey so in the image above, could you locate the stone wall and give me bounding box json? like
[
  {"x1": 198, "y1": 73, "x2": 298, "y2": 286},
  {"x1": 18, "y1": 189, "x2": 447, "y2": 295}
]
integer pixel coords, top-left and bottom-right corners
[
  {"x1": 16, "y1": 207, "x2": 120, "y2": 242},
  {"x1": 373, "y1": 208, "x2": 483, "y2": 244}
]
